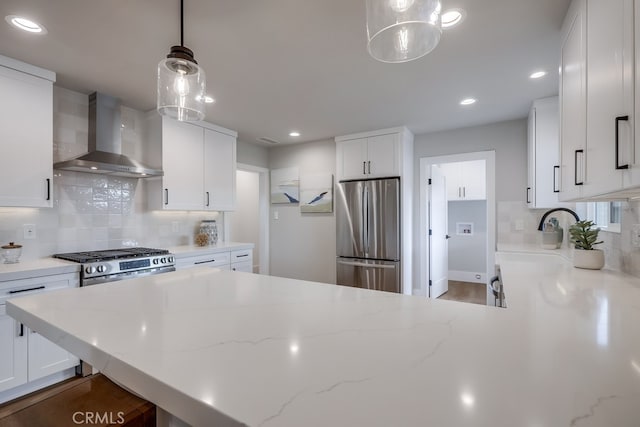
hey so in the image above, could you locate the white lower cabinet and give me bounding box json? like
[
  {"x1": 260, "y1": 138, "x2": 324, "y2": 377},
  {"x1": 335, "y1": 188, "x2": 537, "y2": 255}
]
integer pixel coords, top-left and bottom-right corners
[
  {"x1": 230, "y1": 249, "x2": 253, "y2": 272},
  {"x1": 0, "y1": 273, "x2": 79, "y2": 395},
  {"x1": 0, "y1": 305, "x2": 27, "y2": 393}
]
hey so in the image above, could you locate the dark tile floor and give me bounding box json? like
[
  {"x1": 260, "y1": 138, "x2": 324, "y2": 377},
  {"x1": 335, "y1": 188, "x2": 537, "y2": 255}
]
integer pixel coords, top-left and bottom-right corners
[{"x1": 437, "y1": 280, "x2": 487, "y2": 305}]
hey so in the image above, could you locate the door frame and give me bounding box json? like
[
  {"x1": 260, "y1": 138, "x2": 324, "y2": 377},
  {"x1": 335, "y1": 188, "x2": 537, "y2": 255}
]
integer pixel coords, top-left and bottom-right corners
[
  {"x1": 418, "y1": 151, "x2": 496, "y2": 301},
  {"x1": 226, "y1": 163, "x2": 270, "y2": 275}
]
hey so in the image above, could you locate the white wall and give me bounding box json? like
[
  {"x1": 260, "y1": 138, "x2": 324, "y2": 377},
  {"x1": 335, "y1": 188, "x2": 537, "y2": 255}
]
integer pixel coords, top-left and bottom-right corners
[
  {"x1": 228, "y1": 170, "x2": 260, "y2": 272},
  {"x1": 237, "y1": 140, "x2": 269, "y2": 169},
  {"x1": 268, "y1": 140, "x2": 336, "y2": 284},
  {"x1": 448, "y1": 200, "x2": 487, "y2": 274}
]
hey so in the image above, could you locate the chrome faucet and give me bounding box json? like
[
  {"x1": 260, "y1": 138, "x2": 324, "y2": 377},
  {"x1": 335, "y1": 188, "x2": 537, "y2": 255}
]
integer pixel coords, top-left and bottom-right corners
[{"x1": 537, "y1": 208, "x2": 580, "y2": 231}]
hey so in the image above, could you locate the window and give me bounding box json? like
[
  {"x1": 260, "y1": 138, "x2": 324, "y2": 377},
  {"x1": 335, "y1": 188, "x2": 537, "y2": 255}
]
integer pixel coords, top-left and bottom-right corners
[{"x1": 585, "y1": 202, "x2": 622, "y2": 233}]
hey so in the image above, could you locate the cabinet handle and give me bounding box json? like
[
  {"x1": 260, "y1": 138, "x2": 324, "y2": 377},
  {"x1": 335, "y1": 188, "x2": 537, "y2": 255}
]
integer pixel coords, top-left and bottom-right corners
[
  {"x1": 553, "y1": 166, "x2": 560, "y2": 193},
  {"x1": 46, "y1": 178, "x2": 51, "y2": 201},
  {"x1": 164, "y1": 189, "x2": 169, "y2": 205},
  {"x1": 458, "y1": 187, "x2": 461, "y2": 198},
  {"x1": 462, "y1": 187, "x2": 466, "y2": 198},
  {"x1": 194, "y1": 259, "x2": 216, "y2": 265},
  {"x1": 615, "y1": 115, "x2": 630, "y2": 170},
  {"x1": 574, "y1": 150, "x2": 584, "y2": 185},
  {"x1": 363, "y1": 161, "x2": 366, "y2": 175},
  {"x1": 206, "y1": 191, "x2": 210, "y2": 207},
  {"x1": 19, "y1": 323, "x2": 24, "y2": 337},
  {"x1": 236, "y1": 254, "x2": 249, "y2": 258},
  {"x1": 232, "y1": 267, "x2": 237, "y2": 271},
  {"x1": 526, "y1": 187, "x2": 531, "y2": 204},
  {"x1": 9, "y1": 285, "x2": 45, "y2": 294},
  {"x1": 367, "y1": 161, "x2": 371, "y2": 174}
]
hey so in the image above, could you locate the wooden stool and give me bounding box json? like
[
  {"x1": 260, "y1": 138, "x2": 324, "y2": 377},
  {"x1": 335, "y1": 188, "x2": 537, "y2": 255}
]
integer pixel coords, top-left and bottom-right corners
[{"x1": 0, "y1": 374, "x2": 155, "y2": 427}]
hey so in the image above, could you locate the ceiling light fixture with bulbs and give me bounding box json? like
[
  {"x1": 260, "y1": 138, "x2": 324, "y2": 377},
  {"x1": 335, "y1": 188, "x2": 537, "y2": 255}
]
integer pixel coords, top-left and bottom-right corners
[
  {"x1": 366, "y1": 0, "x2": 443, "y2": 63},
  {"x1": 157, "y1": 0, "x2": 206, "y2": 122}
]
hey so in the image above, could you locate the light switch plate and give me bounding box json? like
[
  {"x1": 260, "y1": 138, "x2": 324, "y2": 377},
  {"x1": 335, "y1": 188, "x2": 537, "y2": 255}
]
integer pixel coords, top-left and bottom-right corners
[
  {"x1": 273, "y1": 211, "x2": 279, "y2": 220},
  {"x1": 514, "y1": 220, "x2": 524, "y2": 231}
]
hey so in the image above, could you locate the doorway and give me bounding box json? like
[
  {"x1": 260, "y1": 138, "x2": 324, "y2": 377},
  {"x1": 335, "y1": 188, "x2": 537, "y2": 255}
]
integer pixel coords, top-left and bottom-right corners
[
  {"x1": 225, "y1": 163, "x2": 270, "y2": 274},
  {"x1": 419, "y1": 151, "x2": 496, "y2": 304}
]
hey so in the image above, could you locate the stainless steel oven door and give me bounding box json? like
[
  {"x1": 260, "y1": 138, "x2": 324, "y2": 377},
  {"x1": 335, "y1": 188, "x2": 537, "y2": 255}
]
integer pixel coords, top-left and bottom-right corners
[{"x1": 81, "y1": 266, "x2": 176, "y2": 286}]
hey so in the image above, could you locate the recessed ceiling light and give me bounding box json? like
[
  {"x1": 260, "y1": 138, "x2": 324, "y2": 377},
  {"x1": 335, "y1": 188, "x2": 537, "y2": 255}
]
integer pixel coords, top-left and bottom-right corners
[
  {"x1": 441, "y1": 9, "x2": 465, "y2": 29},
  {"x1": 204, "y1": 96, "x2": 215, "y2": 104},
  {"x1": 460, "y1": 98, "x2": 476, "y2": 106},
  {"x1": 5, "y1": 15, "x2": 46, "y2": 34},
  {"x1": 530, "y1": 70, "x2": 547, "y2": 79},
  {"x1": 289, "y1": 131, "x2": 300, "y2": 137}
]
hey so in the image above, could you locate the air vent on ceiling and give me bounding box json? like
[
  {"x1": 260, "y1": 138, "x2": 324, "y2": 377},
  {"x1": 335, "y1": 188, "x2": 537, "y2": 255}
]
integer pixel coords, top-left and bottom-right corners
[{"x1": 258, "y1": 137, "x2": 280, "y2": 144}]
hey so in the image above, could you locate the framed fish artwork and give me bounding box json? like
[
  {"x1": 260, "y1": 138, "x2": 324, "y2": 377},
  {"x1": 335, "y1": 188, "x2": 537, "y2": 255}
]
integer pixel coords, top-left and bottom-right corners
[{"x1": 271, "y1": 167, "x2": 300, "y2": 204}]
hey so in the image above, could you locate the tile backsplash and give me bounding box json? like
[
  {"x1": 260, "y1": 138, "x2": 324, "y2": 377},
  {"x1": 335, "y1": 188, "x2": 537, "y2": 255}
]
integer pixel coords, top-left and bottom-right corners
[
  {"x1": 0, "y1": 86, "x2": 220, "y2": 261},
  {"x1": 498, "y1": 200, "x2": 640, "y2": 278}
]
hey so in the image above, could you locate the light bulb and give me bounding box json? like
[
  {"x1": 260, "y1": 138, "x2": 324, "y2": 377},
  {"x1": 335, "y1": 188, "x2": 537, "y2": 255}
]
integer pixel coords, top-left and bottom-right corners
[
  {"x1": 395, "y1": 27, "x2": 410, "y2": 54},
  {"x1": 389, "y1": 0, "x2": 415, "y2": 13},
  {"x1": 174, "y1": 70, "x2": 189, "y2": 97}
]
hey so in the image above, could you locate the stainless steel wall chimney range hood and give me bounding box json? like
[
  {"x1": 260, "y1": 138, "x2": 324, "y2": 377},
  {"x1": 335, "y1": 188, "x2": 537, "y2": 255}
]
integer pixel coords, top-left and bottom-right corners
[{"x1": 53, "y1": 92, "x2": 163, "y2": 178}]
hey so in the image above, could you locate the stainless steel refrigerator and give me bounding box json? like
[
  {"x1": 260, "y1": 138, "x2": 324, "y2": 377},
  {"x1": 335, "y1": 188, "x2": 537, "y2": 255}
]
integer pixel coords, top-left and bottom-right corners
[{"x1": 336, "y1": 177, "x2": 400, "y2": 293}]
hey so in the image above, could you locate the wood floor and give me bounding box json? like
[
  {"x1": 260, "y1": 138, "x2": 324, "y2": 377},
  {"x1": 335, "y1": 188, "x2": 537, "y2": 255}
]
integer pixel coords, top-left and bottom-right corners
[{"x1": 437, "y1": 280, "x2": 487, "y2": 305}]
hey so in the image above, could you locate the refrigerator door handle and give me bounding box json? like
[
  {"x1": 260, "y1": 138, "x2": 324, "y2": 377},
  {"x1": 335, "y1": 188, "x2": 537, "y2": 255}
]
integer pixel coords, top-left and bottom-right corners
[
  {"x1": 364, "y1": 184, "x2": 369, "y2": 253},
  {"x1": 337, "y1": 260, "x2": 396, "y2": 269}
]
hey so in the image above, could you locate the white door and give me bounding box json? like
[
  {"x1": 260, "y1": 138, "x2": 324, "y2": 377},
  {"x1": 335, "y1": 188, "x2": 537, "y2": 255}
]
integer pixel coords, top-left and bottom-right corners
[{"x1": 429, "y1": 165, "x2": 449, "y2": 299}]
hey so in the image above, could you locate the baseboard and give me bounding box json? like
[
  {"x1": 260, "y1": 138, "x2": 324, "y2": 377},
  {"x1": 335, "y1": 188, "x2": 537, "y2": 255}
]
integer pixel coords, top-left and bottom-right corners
[{"x1": 448, "y1": 270, "x2": 486, "y2": 284}]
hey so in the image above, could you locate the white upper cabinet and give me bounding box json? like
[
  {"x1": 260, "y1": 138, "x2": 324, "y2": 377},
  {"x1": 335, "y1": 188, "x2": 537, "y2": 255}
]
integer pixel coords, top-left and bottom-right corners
[
  {"x1": 440, "y1": 160, "x2": 486, "y2": 201},
  {"x1": 584, "y1": 0, "x2": 634, "y2": 196},
  {"x1": 559, "y1": 0, "x2": 640, "y2": 200},
  {"x1": 204, "y1": 129, "x2": 236, "y2": 211},
  {"x1": 0, "y1": 56, "x2": 55, "y2": 208},
  {"x1": 559, "y1": 0, "x2": 587, "y2": 202},
  {"x1": 147, "y1": 115, "x2": 237, "y2": 211},
  {"x1": 336, "y1": 132, "x2": 399, "y2": 180},
  {"x1": 528, "y1": 97, "x2": 562, "y2": 208},
  {"x1": 161, "y1": 118, "x2": 205, "y2": 210}
]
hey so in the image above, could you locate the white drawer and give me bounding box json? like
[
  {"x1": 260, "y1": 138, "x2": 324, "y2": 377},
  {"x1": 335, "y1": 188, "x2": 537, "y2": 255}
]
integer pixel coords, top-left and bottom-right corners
[
  {"x1": 230, "y1": 261, "x2": 252, "y2": 273},
  {"x1": 230, "y1": 249, "x2": 252, "y2": 263},
  {"x1": 176, "y1": 252, "x2": 231, "y2": 270},
  {"x1": 0, "y1": 273, "x2": 78, "y2": 306}
]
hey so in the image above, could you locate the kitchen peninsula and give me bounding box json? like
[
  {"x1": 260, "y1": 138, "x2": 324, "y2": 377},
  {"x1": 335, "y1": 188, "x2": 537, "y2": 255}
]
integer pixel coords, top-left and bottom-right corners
[{"x1": 7, "y1": 252, "x2": 640, "y2": 427}]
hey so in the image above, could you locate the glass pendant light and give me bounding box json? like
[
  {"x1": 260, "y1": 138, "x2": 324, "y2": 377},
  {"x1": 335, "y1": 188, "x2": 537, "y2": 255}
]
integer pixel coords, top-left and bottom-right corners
[
  {"x1": 157, "y1": 0, "x2": 206, "y2": 121},
  {"x1": 366, "y1": 0, "x2": 442, "y2": 63}
]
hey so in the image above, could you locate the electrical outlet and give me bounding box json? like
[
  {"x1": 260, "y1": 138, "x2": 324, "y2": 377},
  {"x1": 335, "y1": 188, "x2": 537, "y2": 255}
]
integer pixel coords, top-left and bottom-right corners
[
  {"x1": 273, "y1": 211, "x2": 279, "y2": 220},
  {"x1": 632, "y1": 224, "x2": 640, "y2": 248},
  {"x1": 23, "y1": 224, "x2": 36, "y2": 239},
  {"x1": 514, "y1": 220, "x2": 524, "y2": 231}
]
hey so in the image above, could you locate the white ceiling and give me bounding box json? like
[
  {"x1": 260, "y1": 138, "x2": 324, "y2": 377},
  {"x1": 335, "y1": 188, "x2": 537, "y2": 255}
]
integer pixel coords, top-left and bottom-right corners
[{"x1": 0, "y1": 0, "x2": 570, "y2": 145}]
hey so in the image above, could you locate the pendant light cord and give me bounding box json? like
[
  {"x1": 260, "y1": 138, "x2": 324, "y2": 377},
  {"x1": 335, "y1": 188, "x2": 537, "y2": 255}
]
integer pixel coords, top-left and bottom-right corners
[{"x1": 180, "y1": 0, "x2": 184, "y2": 47}]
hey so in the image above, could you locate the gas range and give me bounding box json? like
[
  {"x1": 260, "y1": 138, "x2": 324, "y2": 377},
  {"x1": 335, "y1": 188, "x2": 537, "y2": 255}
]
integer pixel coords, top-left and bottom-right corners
[{"x1": 53, "y1": 247, "x2": 176, "y2": 286}]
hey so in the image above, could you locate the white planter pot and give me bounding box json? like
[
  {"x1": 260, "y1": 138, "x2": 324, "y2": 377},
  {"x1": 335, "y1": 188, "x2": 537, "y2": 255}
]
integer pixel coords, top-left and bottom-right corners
[{"x1": 573, "y1": 249, "x2": 605, "y2": 270}]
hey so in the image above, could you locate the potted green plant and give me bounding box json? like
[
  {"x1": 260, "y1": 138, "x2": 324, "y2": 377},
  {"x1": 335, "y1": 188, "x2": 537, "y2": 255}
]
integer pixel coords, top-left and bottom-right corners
[{"x1": 569, "y1": 220, "x2": 605, "y2": 269}]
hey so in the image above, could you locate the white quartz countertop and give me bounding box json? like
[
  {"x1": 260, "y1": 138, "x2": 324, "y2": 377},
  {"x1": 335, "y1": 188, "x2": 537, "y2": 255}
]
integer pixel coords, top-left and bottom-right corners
[
  {"x1": 0, "y1": 258, "x2": 80, "y2": 282},
  {"x1": 7, "y1": 253, "x2": 640, "y2": 426},
  {"x1": 168, "y1": 242, "x2": 254, "y2": 258}
]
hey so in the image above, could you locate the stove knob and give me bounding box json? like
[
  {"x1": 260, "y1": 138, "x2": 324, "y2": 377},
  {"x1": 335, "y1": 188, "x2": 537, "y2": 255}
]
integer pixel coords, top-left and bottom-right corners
[
  {"x1": 96, "y1": 265, "x2": 106, "y2": 273},
  {"x1": 168, "y1": 256, "x2": 174, "y2": 263},
  {"x1": 161, "y1": 257, "x2": 167, "y2": 264},
  {"x1": 153, "y1": 258, "x2": 159, "y2": 265},
  {"x1": 85, "y1": 266, "x2": 95, "y2": 274}
]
